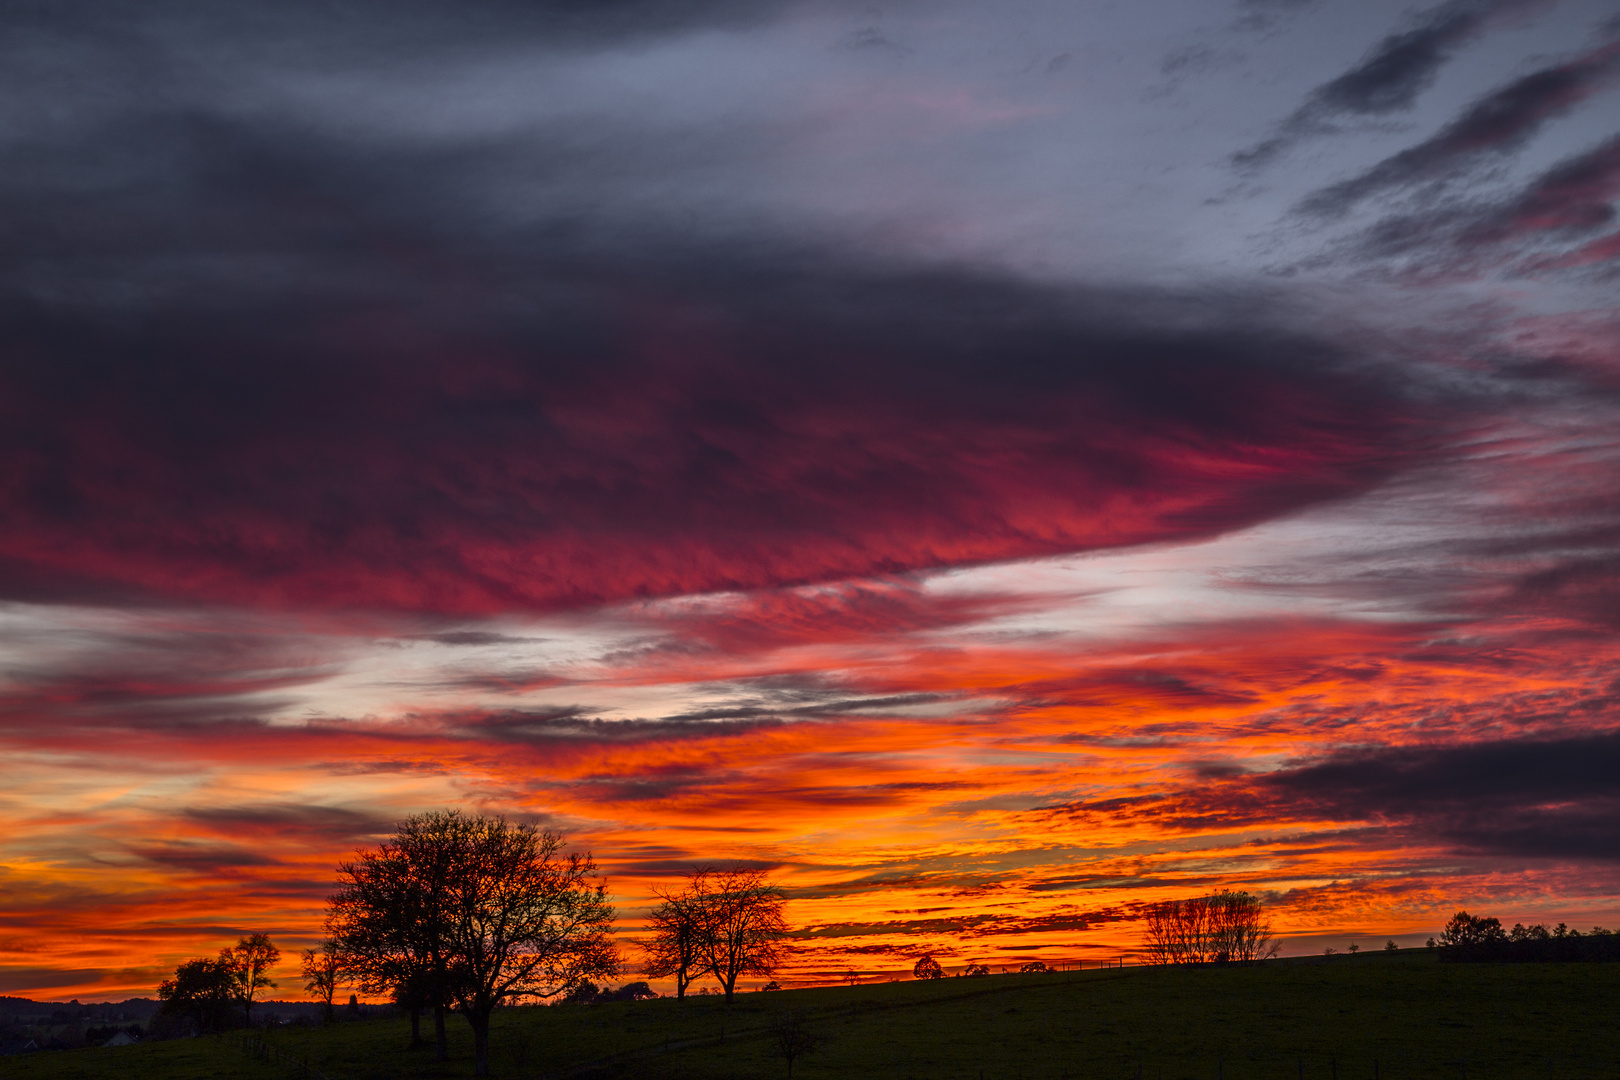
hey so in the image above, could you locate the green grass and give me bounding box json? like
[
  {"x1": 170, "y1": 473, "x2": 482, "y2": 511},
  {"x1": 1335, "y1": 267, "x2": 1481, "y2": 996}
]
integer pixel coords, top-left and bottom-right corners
[{"x1": 9, "y1": 951, "x2": 1619, "y2": 1079}]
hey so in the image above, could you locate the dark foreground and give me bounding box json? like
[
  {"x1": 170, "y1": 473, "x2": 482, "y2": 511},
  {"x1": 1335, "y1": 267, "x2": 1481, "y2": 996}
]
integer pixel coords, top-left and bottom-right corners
[{"x1": 9, "y1": 951, "x2": 1618, "y2": 1079}]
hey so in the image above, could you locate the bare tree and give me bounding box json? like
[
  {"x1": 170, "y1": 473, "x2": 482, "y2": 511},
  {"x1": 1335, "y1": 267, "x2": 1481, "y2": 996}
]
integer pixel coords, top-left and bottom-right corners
[
  {"x1": 692, "y1": 867, "x2": 788, "y2": 1003},
  {"x1": 225, "y1": 934, "x2": 280, "y2": 1026},
  {"x1": 1143, "y1": 891, "x2": 1277, "y2": 965},
  {"x1": 301, "y1": 943, "x2": 342, "y2": 1024},
  {"x1": 769, "y1": 1008, "x2": 823, "y2": 1078},
  {"x1": 328, "y1": 809, "x2": 619, "y2": 1075},
  {"x1": 437, "y1": 815, "x2": 619, "y2": 1076},
  {"x1": 642, "y1": 887, "x2": 703, "y2": 1000},
  {"x1": 328, "y1": 829, "x2": 453, "y2": 1058}
]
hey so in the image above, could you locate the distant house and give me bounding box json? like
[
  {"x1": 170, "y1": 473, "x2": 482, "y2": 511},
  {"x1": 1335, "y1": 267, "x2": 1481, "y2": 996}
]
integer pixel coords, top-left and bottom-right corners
[
  {"x1": 104, "y1": 1031, "x2": 138, "y2": 1047},
  {"x1": 0, "y1": 1037, "x2": 39, "y2": 1056}
]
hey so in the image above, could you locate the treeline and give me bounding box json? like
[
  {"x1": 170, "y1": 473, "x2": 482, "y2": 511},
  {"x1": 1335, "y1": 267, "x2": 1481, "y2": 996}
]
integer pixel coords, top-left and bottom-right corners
[{"x1": 1435, "y1": 911, "x2": 1620, "y2": 963}]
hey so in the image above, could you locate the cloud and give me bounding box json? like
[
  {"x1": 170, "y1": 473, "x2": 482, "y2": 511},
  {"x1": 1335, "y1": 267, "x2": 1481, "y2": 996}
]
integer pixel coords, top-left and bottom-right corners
[
  {"x1": 181, "y1": 802, "x2": 395, "y2": 845},
  {"x1": 1042, "y1": 731, "x2": 1620, "y2": 862},
  {"x1": 1296, "y1": 39, "x2": 1620, "y2": 218},
  {"x1": 0, "y1": 265, "x2": 1428, "y2": 616},
  {"x1": 1335, "y1": 133, "x2": 1620, "y2": 274},
  {"x1": 0, "y1": 0, "x2": 1456, "y2": 619},
  {"x1": 1234, "y1": 0, "x2": 1533, "y2": 169}
]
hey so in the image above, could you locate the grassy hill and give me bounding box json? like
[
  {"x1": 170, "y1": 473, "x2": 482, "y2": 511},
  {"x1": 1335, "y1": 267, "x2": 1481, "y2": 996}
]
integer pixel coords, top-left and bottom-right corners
[{"x1": 8, "y1": 950, "x2": 1618, "y2": 1079}]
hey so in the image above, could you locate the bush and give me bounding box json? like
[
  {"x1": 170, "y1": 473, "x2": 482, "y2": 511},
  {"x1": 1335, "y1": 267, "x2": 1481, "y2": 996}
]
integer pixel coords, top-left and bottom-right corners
[
  {"x1": 599, "y1": 981, "x2": 658, "y2": 1002},
  {"x1": 562, "y1": 982, "x2": 602, "y2": 1005}
]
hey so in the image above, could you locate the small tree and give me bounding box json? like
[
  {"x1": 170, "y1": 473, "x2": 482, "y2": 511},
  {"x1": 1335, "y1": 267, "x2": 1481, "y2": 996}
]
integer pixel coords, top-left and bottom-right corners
[
  {"x1": 643, "y1": 887, "x2": 704, "y2": 1000},
  {"x1": 157, "y1": 957, "x2": 237, "y2": 1032},
  {"x1": 1019, "y1": 961, "x2": 1049, "y2": 973},
  {"x1": 691, "y1": 867, "x2": 789, "y2": 1003},
  {"x1": 961, "y1": 962, "x2": 990, "y2": 977},
  {"x1": 912, "y1": 955, "x2": 944, "y2": 980},
  {"x1": 302, "y1": 943, "x2": 342, "y2": 1024},
  {"x1": 842, "y1": 969, "x2": 860, "y2": 986},
  {"x1": 226, "y1": 934, "x2": 279, "y2": 1026},
  {"x1": 769, "y1": 1008, "x2": 823, "y2": 1078},
  {"x1": 1384, "y1": 940, "x2": 1399, "y2": 952}
]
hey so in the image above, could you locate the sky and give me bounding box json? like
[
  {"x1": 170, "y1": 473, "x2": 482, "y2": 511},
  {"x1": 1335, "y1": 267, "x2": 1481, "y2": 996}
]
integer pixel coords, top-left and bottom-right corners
[{"x1": 2, "y1": 0, "x2": 1620, "y2": 1001}]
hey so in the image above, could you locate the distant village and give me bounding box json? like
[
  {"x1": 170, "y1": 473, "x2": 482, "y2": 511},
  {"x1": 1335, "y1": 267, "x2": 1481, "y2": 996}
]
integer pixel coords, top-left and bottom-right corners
[{"x1": 0, "y1": 995, "x2": 360, "y2": 1057}]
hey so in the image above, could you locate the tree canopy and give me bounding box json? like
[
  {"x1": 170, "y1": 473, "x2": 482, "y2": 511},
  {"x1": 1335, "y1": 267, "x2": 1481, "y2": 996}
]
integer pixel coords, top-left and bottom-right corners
[
  {"x1": 327, "y1": 810, "x2": 618, "y2": 1077},
  {"x1": 642, "y1": 866, "x2": 787, "y2": 1003}
]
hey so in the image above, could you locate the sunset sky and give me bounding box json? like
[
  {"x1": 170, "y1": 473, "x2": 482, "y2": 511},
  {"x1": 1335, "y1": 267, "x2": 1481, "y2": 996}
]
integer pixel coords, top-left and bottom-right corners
[{"x1": 3, "y1": 0, "x2": 1620, "y2": 1002}]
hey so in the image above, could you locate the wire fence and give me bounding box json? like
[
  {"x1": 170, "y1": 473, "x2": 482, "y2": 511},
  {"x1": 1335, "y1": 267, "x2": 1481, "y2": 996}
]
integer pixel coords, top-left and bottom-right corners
[{"x1": 223, "y1": 1030, "x2": 333, "y2": 1080}]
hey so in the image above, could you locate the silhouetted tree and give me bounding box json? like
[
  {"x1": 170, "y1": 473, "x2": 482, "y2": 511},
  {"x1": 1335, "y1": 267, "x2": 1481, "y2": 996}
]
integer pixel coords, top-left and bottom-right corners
[
  {"x1": 680, "y1": 866, "x2": 789, "y2": 1002},
  {"x1": 769, "y1": 1008, "x2": 823, "y2": 1078},
  {"x1": 912, "y1": 955, "x2": 944, "y2": 980},
  {"x1": 329, "y1": 814, "x2": 459, "y2": 1059},
  {"x1": 1438, "y1": 911, "x2": 1505, "y2": 948},
  {"x1": 643, "y1": 886, "x2": 704, "y2": 999},
  {"x1": 1432, "y1": 912, "x2": 1618, "y2": 963},
  {"x1": 447, "y1": 813, "x2": 619, "y2": 1076},
  {"x1": 961, "y1": 962, "x2": 990, "y2": 977},
  {"x1": 301, "y1": 943, "x2": 342, "y2": 1024},
  {"x1": 1143, "y1": 891, "x2": 1277, "y2": 964},
  {"x1": 226, "y1": 934, "x2": 279, "y2": 1026},
  {"x1": 157, "y1": 957, "x2": 237, "y2": 1032},
  {"x1": 1019, "y1": 961, "x2": 1049, "y2": 973},
  {"x1": 330, "y1": 810, "x2": 619, "y2": 1075}
]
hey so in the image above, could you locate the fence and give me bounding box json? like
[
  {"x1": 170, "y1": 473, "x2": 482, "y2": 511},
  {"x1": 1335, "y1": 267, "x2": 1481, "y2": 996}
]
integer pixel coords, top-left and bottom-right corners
[{"x1": 223, "y1": 1030, "x2": 332, "y2": 1080}]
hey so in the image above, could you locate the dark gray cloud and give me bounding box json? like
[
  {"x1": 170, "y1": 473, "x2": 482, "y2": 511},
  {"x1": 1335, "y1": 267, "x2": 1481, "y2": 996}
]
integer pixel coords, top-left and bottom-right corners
[
  {"x1": 1329, "y1": 132, "x2": 1620, "y2": 273},
  {"x1": 413, "y1": 631, "x2": 546, "y2": 647},
  {"x1": 1296, "y1": 39, "x2": 1620, "y2": 218},
  {"x1": 182, "y1": 802, "x2": 394, "y2": 844},
  {"x1": 1235, "y1": 0, "x2": 1532, "y2": 169},
  {"x1": 1043, "y1": 730, "x2": 1620, "y2": 862},
  {"x1": 128, "y1": 839, "x2": 281, "y2": 872}
]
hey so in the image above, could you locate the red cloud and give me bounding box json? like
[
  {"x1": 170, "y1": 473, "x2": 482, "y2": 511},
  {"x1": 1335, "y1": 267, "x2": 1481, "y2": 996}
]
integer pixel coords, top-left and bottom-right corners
[{"x1": 0, "y1": 274, "x2": 1420, "y2": 616}]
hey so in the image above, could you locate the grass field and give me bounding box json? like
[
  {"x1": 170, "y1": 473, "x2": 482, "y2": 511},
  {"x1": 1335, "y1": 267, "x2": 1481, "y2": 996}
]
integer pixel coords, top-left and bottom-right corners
[{"x1": 7, "y1": 951, "x2": 1618, "y2": 1079}]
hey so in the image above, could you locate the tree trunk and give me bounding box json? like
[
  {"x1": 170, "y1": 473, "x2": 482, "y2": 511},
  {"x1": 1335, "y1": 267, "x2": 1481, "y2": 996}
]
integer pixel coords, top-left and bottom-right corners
[
  {"x1": 722, "y1": 971, "x2": 737, "y2": 1003},
  {"x1": 468, "y1": 1008, "x2": 491, "y2": 1077},
  {"x1": 407, "y1": 1006, "x2": 421, "y2": 1047},
  {"x1": 434, "y1": 1003, "x2": 448, "y2": 1062}
]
